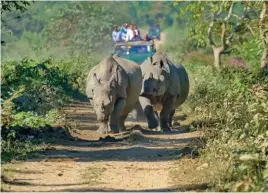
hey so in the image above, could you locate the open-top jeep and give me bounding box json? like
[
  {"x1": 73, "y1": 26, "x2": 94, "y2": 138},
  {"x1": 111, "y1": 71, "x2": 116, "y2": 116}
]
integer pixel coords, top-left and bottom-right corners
[{"x1": 112, "y1": 40, "x2": 156, "y2": 64}]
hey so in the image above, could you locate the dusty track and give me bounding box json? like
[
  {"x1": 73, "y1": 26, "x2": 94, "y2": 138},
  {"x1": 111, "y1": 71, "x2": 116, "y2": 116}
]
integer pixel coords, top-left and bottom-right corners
[{"x1": 2, "y1": 101, "x2": 214, "y2": 192}]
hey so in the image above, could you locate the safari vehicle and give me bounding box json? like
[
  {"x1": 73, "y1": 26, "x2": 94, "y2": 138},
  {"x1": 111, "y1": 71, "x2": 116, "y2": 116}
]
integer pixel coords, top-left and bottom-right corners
[
  {"x1": 112, "y1": 41, "x2": 156, "y2": 64},
  {"x1": 148, "y1": 25, "x2": 160, "y2": 40}
]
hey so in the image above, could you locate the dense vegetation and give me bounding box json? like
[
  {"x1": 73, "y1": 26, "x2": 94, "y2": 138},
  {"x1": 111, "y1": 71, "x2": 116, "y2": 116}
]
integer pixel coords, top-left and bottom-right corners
[
  {"x1": 164, "y1": 1, "x2": 268, "y2": 191},
  {"x1": 1, "y1": 1, "x2": 268, "y2": 191}
]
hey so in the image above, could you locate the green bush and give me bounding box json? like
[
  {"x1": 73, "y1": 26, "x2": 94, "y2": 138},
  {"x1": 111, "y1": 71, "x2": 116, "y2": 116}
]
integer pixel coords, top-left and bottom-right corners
[
  {"x1": 1, "y1": 59, "x2": 72, "y2": 114},
  {"x1": 1, "y1": 139, "x2": 40, "y2": 163},
  {"x1": 0, "y1": 56, "x2": 98, "y2": 162},
  {"x1": 184, "y1": 63, "x2": 268, "y2": 191}
]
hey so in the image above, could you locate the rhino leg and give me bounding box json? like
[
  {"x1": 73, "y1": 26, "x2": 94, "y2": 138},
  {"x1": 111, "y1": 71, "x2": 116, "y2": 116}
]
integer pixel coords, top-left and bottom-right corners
[
  {"x1": 132, "y1": 102, "x2": 146, "y2": 121},
  {"x1": 110, "y1": 98, "x2": 126, "y2": 133},
  {"x1": 160, "y1": 96, "x2": 176, "y2": 132},
  {"x1": 97, "y1": 121, "x2": 109, "y2": 134},
  {"x1": 169, "y1": 109, "x2": 175, "y2": 127},
  {"x1": 119, "y1": 114, "x2": 128, "y2": 132},
  {"x1": 139, "y1": 96, "x2": 159, "y2": 129}
]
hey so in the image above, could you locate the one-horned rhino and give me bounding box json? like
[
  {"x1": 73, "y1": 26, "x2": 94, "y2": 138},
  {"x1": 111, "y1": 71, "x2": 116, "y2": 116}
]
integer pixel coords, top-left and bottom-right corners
[
  {"x1": 138, "y1": 52, "x2": 189, "y2": 132},
  {"x1": 86, "y1": 54, "x2": 142, "y2": 134}
]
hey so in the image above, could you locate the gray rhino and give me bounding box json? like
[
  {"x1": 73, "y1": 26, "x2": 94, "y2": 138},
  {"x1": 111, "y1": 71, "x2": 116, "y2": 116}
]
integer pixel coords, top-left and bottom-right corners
[
  {"x1": 86, "y1": 54, "x2": 142, "y2": 134},
  {"x1": 138, "y1": 52, "x2": 189, "y2": 132}
]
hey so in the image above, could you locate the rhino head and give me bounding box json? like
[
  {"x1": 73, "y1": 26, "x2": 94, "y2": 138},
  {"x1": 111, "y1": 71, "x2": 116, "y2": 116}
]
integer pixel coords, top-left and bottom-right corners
[
  {"x1": 91, "y1": 73, "x2": 118, "y2": 121},
  {"x1": 141, "y1": 72, "x2": 165, "y2": 98},
  {"x1": 140, "y1": 53, "x2": 170, "y2": 98}
]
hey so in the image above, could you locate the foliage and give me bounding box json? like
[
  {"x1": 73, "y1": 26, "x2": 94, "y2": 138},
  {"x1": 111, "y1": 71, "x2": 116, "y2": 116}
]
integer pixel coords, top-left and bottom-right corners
[
  {"x1": 183, "y1": 63, "x2": 268, "y2": 191},
  {"x1": 1, "y1": 139, "x2": 40, "y2": 163},
  {"x1": 0, "y1": 57, "x2": 96, "y2": 162},
  {"x1": 44, "y1": 2, "x2": 115, "y2": 53},
  {"x1": 232, "y1": 36, "x2": 262, "y2": 68},
  {"x1": 1, "y1": 1, "x2": 31, "y2": 14},
  {"x1": 2, "y1": 59, "x2": 72, "y2": 115},
  {"x1": 165, "y1": 18, "x2": 268, "y2": 190},
  {"x1": 175, "y1": 1, "x2": 263, "y2": 69}
]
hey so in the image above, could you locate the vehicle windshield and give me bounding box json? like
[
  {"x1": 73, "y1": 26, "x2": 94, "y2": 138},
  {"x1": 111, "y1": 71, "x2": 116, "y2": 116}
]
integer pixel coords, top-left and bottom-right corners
[
  {"x1": 129, "y1": 45, "x2": 152, "y2": 53},
  {"x1": 114, "y1": 45, "x2": 152, "y2": 55},
  {"x1": 114, "y1": 45, "x2": 128, "y2": 55},
  {"x1": 149, "y1": 28, "x2": 160, "y2": 33}
]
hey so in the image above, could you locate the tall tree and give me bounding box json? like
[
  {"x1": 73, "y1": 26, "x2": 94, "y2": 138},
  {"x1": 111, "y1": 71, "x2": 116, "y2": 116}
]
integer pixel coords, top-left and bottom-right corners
[
  {"x1": 1, "y1": 0, "x2": 31, "y2": 45},
  {"x1": 176, "y1": 1, "x2": 261, "y2": 70},
  {"x1": 260, "y1": 2, "x2": 268, "y2": 69}
]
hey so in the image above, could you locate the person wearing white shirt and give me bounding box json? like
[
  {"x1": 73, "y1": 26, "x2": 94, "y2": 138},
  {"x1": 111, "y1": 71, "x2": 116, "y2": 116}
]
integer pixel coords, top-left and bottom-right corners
[
  {"x1": 134, "y1": 25, "x2": 140, "y2": 36},
  {"x1": 126, "y1": 25, "x2": 134, "y2": 41}
]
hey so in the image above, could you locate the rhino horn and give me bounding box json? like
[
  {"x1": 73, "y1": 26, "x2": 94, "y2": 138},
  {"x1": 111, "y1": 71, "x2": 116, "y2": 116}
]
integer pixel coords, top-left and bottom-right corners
[{"x1": 93, "y1": 73, "x2": 101, "y2": 86}]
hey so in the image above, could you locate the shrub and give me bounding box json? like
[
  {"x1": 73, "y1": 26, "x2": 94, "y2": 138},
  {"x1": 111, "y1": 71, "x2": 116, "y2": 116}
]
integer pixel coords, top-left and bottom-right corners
[
  {"x1": 0, "y1": 57, "x2": 94, "y2": 162},
  {"x1": 183, "y1": 51, "x2": 214, "y2": 66},
  {"x1": 184, "y1": 63, "x2": 268, "y2": 191}
]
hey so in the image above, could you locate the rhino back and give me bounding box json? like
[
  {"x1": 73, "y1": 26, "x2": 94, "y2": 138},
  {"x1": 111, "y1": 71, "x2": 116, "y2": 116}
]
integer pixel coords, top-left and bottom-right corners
[
  {"x1": 86, "y1": 56, "x2": 129, "y2": 99},
  {"x1": 173, "y1": 63, "x2": 190, "y2": 107},
  {"x1": 113, "y1": 55, "x2": 141, "y2": 79}
]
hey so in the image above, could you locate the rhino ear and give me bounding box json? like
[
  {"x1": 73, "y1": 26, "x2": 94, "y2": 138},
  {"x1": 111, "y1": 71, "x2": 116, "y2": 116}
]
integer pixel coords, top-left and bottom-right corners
[
  {"x1": 159, "y1": 59, "x2": 170, "y2": 73},
  {"x1": 93, "y1": 73, "x2": 101, "y2": 86},
  {"x1": 149, "y1": 56, "x2": 153, "y2": 64}
]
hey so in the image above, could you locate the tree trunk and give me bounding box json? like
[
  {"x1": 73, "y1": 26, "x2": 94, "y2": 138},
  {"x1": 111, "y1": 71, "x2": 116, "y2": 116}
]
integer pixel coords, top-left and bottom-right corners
[
  {"x1": 260, "y1": 2, "x2": 268, "y2": 69},
  {"x1": 213, "y1": 47, "x2": 224, "y2": 70}
]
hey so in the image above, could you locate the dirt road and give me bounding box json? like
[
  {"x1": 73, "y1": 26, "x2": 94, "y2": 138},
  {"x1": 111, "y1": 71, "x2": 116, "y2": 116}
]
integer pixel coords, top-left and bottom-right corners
[{"x1": 2, "y1": 101, "x2": 216, "y2": 192}]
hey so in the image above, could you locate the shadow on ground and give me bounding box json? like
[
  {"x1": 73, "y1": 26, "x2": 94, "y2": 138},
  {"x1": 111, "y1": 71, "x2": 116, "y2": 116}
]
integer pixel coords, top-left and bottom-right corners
[
  {"x1": 57, "y1": 183, "x2": 208, "y2": 192},
  {"x1": 30, "y1": 143, "x2": 196, "y2": 163},
  {"x1": 2, "y1": 177, "x2": 208, "y2": 192}
]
